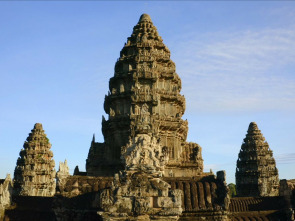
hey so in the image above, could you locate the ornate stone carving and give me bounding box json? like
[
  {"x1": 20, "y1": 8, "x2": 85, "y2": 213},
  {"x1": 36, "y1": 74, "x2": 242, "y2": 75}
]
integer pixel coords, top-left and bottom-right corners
[
  {"x1": 121, "y1": 134, "x2": 168, "y2": 176},
  {"x1": 13, "y1": 123, "x2": 56, "y2": 196},
  {"x1": 217, "y1": 170, "x2": 230, "y2": 210},
  {"x1": 86, "y1": 13, "x2": 203, "y2": 178},
  {"x1": 56, "y1": 160, "x2": 70, "y2": 193},
  {"x1": 236, "y1": 122, "x2": 279, "y2": 197},
  {"x1": 0, "y1": 174, "x2": 13, "y2": 220},
  {"x1": 2, "y1": 13, "x2": 290, "y2": 221},
  {"x1": 98, "y1": 134, "x2": 183, "y2": 221}
]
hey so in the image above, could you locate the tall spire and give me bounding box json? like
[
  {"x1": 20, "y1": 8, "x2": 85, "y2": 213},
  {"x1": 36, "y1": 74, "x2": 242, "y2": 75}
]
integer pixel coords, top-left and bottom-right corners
[
  {"x1": 92, "y1": 134, "x2": 95, "y2": 143},
  {"x1": 248, "y1": 121, "x2": 258, "y2": 131},
  {"x1": 236, "y1": 122, "x2": 279, "y2": 197},
  {"x1": 13, "y1": 123, "x2": 56, "y2": 196},
  {"x1": 245, "y1": 122, "x2": 264, "y2": 142},
  {"x1": 127, "y1": 13, "x2": 162, "y2": 45},
  {"x1": 139, "y1": 13, "x2": 152, "y2": 22},
  {"x1": 86, "y1": 14, "x2": 203, "y2": 177}
]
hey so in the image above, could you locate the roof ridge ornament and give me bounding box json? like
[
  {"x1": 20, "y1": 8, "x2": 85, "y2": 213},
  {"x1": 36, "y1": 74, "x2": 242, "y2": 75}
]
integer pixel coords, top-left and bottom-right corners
[{"x1": 138, "y1": 13, "x2": 152, "y2": 22}]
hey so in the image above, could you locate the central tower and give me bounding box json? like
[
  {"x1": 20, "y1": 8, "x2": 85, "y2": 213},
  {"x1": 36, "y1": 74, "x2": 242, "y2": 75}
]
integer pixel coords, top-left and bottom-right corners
[{"x1": 86, "y1": 14, "x2": 203, "y2": 177}]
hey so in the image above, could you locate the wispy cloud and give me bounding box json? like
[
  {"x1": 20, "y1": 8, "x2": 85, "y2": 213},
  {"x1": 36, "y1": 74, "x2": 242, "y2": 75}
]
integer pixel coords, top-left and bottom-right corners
[
  {"x1": 204, "y1": 164, "x2": 219, "y2": 170},
  {"x1": 172, "y1": 26, "x2": 295, "y2": 112},
  {"x1": 276, "y1": 153, "x2": 295, "y2": 165},
  {"x1": 204, "y1": 162, "x2": 235, "y2": 171}
]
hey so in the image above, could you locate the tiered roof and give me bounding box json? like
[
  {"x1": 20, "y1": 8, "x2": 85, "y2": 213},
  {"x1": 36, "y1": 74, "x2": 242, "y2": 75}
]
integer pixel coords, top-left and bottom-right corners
[
  {"x1": 14, "y1": 123, "x2": 55, "y2": 196},
  {"x1": 87, "y1": 14, "x2": 203, "y2": 177},
  {"x1": 236, "y1": 122, "x2": 279, "y2": 196}
]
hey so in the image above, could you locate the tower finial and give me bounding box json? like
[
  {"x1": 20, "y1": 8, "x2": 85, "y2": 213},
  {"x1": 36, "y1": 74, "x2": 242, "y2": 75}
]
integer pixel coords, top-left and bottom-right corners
[
  {"x1": 248, "y1": 121, "x2": 259, "y2": 132},
  {"x1": 249, "y1": 121, "x2": 257, "y2": 127},
  {"x1": 34, "y1": 123, "x2": 43, "y2": 130},
  {"x1": 139, "y1": 14, "x2": 152, "y2": 22},
  {"x1": 92, "y1": 134, "x2": 95, "y2": 143}
]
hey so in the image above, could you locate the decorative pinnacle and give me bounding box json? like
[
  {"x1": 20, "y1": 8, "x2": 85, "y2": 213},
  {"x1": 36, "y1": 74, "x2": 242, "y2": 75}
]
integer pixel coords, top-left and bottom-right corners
[
  {"x1": 92, "y1": 134, "x2": 95, "y2": 143},
  {"x1": 248, "y1": 122, "x2": 258, "y2": 131},
  {"x1": 139, "y1": 14, "x2": 152, "y2": 22},
  {"x1": 34, "y1": 123, "x2": 43, "y2": 130}
]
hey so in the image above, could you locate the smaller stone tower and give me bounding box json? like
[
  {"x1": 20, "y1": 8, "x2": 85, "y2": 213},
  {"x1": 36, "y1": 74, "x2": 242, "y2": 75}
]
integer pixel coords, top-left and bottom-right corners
[
  {"x1": 236, "y1": 122, "x2": 279, "y2": 197},
  {"x1": 56, "y1": 159, "x2": 70, "y2": 193},
  {"x1": 13, "y1": 123, "x2": 56, "y2": 196}
]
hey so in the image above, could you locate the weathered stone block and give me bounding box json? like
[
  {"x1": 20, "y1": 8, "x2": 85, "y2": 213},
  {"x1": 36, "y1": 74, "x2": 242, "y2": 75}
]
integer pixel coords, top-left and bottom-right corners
[{"x1": 153, "y1": 197, "x2": 173, "y2": 208}]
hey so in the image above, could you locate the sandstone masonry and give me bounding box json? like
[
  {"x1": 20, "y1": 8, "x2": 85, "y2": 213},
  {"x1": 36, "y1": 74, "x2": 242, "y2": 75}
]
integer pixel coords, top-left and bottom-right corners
[
  {"x1": 236, "y1": 122, "x2": 279, "y2": 197},
  {"x1": 86, "y1": 14, "x2": 203, "y2": 178},
  {"x1": 13, "y1": 123, "x2": 56, "y2": 197}
]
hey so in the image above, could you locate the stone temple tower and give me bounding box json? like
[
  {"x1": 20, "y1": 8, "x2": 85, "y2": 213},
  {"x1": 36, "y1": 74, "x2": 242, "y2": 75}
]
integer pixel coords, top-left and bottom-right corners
[
  {"x1": 13, "y1": 123, "x2": 56, "y2": 196},
  {"x1": 86, "y1": 14, "x2": 203, "y2": 177},
  {"x1": 236, "y1": 122, "x2": 279, "y2": 197}
]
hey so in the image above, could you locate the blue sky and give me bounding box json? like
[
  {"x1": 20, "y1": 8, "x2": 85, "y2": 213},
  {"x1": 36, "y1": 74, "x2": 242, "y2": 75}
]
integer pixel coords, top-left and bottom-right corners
[{"x1": 0, "y1": 2, "x2": 294, "y2": 184}]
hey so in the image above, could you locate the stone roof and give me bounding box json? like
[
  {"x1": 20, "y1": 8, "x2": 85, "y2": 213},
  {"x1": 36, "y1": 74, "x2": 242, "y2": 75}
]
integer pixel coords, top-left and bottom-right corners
[
  {"x1": 236, "y1": 122, "x2": 279, "y2": 197},
  {"x1": 13, "y1": 123, "x2": 56, "y2": 197},
  {"x1": 86, "y1": 13, "x2": 203, "y2": 178}
]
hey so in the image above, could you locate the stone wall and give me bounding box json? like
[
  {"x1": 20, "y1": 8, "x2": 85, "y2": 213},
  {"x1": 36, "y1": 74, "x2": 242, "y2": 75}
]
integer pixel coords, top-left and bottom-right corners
[
  {"x1": 0, "y1": 174, "x2": 13, "y2": 220},
  {"x1": 279, "y1": 179, "x2": 295, "y2": 220},
  {"x1": 280, "y1": 179, "x2": 295, "y2": 198},
  {"x1": 57, "y1": 175, "x2": 113, "y2": 197},
  {"x1": 4, "y1": 196, "x2": 56, "y2": 221},
  {"x1": 165, "y1": 178, "x2": 228, "y2": 212},
  {"x1": 229, "y1": 196, "x2": 289, "y2": 220}
]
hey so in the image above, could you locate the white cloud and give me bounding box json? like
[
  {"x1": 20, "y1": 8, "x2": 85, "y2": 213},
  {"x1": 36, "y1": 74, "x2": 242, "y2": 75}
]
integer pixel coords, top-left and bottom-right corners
[
  {"x1": 276, "y1": 153, "x2": 295, "y2": 165},
  {"x1": 204, "y1": 164, "x2": 219, "y2": 171},
  {"x1": 172, "y1": 27, "x2": 295, "y2": 112}
]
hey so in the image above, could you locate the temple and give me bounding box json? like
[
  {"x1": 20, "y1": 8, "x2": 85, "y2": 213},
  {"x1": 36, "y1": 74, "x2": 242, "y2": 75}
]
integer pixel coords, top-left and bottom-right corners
[
  {"x1": 236, "y1": 122, "x2": 279, "y2": 197},
  {"x1": 0, "y1": 14, "x2": 294, "y2": 221},
  {"x1": 13, "y1": 123, "x2": 56, "y2": 197},
  {"x1": 86, "y1": 13, "x2": 203, "y2": 178}
]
